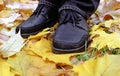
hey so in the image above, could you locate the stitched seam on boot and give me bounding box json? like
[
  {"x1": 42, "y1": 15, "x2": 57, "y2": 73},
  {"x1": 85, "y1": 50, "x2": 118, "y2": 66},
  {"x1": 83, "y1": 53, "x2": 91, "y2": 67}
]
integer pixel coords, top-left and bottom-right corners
[{"x1": 39, "y1": 0, "x2": 56, "y2": 7}]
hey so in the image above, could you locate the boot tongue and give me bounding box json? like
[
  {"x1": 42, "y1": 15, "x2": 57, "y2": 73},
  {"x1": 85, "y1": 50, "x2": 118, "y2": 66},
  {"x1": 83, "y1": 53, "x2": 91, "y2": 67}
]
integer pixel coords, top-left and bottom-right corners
[
  {"x1": 59, "y1": 10, "x2": 89, "y2": 32},
  {"x1": 59, "y1": 10, "x2": 80, "y2": 24}
]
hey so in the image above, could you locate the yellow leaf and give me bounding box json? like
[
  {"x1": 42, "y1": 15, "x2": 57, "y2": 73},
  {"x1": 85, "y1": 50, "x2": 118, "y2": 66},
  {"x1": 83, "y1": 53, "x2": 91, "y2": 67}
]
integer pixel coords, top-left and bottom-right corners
[
  {"x1": 7, "y1": 51, "x2": 30, "y2": 76},
  {"x1": 0, "y1": 10, "x2": 15, "y2": 18},
  {"x1": 90, "y1": 30, "x2": 120, "y2": 49},
  {"x1": 7, "y1": 50, "x2": 68, "y2": 76},
  {"x1": 90, "y1": 19, "x2": 120, "y2": 50},
  {"x1": 25, "y1": 37, "x2": 80, "y2": 65},
  {"x1": 73, "y1": 54, "x2": 120, "y2": 76},
  {"x1": 0, "y1": 58, "x2": 14, "y2": 76}
]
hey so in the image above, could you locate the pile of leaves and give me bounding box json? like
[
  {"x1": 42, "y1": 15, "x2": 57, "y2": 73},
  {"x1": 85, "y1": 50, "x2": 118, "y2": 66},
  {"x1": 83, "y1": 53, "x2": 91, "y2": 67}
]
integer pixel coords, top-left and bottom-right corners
[{"x1": 1, "y1": 0, "x2": 120, "y2": 76}]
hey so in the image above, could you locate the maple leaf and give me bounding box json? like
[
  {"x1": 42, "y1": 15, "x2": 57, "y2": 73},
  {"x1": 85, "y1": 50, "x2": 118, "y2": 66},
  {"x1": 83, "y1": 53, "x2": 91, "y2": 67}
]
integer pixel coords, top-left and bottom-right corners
[
  {"x1": 0, "y1": 58, "x2": 14, "y2": 76},
  {"x1": 73, "y1": 54, "x2": 120, "y2": 76},
  {"x1": 0, "y1": 31, "x2": 26, "y2": 58},
  {"x1": 90, "y1": 19, "x2": 120, "y2": 50},
  {"x1": 7, "y1": 50, "x2": 74, "y2": 76}
]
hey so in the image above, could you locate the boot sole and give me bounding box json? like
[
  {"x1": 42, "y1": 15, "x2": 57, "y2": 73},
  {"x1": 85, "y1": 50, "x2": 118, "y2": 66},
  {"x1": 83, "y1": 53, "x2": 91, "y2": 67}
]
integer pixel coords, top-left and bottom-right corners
[
  {"x1": 52, "y1": 44, "x2": 86, "y2": 54},
  {"x1": 21, "y1": 20, "x2": 57, "y2": 38},
  {"x1": 21, "y1": 30, "x2": 43, "y2": 38}
]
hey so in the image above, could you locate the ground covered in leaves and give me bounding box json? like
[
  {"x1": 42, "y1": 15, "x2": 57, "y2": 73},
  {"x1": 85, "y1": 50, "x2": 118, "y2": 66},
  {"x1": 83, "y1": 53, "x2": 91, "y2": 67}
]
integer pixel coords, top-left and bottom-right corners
[{"x1": 1, "y1": 0, "x2": 120, "y2": 76}]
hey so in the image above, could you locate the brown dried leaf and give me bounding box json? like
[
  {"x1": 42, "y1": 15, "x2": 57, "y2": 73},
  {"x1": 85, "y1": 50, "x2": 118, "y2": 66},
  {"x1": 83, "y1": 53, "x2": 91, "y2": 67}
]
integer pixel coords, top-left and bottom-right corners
[
  {"x1": 0, "y1": 0, "x2": 4, "y2": 11},
  {"x1": 101, "y1": 0, "x2": 120, "y2": 14}
]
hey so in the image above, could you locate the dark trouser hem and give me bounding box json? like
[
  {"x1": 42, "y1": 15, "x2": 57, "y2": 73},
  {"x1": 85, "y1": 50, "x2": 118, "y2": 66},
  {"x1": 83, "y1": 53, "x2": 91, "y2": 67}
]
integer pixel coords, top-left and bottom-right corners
[
  {"x1": 59, "y1": 5, "x2": 87, "y2": 19},
  {"x1": 39, "y1": 0, "x2": 100, "y2": 19},
  {"x1": 59, "y1": 0, "x2": 100, "y2": 19}
]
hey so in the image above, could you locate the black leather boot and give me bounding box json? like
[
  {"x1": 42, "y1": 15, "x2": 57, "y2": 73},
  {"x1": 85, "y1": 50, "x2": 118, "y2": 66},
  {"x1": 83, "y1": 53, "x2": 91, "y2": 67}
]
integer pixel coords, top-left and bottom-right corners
[
  {"x1": 16, "y1": 0, "x2": 58, "y2": 38},
  {"x1": 53, "y1": 10, "x2": 89, "y2": 53},
  {"x1": 53, "y1": 0, "x2": 100, "y2": 54}
]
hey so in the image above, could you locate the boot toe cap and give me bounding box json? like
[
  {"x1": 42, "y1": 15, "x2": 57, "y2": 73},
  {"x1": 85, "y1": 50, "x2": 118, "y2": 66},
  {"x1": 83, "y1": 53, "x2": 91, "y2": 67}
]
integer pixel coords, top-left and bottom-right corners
[{"x1": 53, "y1": 23, "x2": 89, "y2": 54}]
